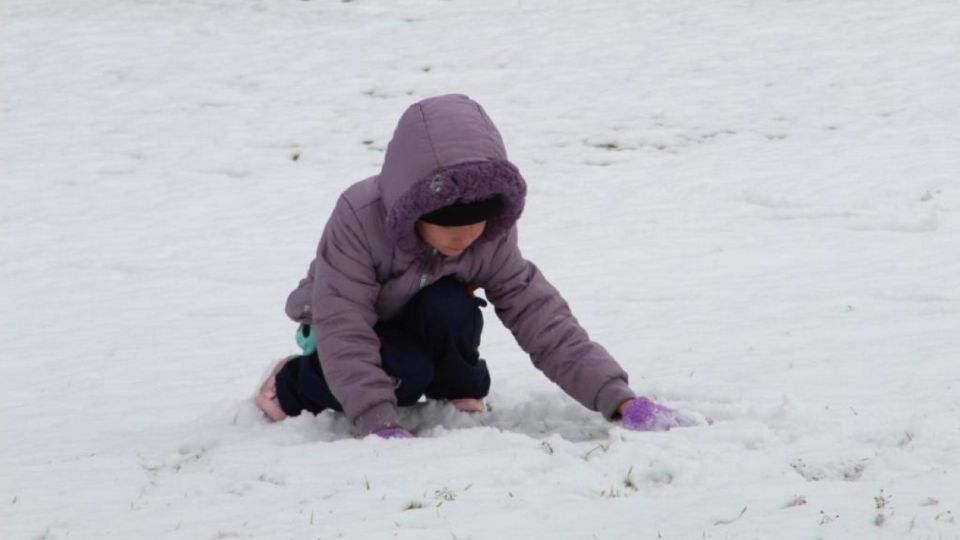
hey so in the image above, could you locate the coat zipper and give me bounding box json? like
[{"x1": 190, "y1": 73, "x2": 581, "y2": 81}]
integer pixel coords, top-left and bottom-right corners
[{"x1": 419, "y1": 248, "x2": 441, "y2": 289}]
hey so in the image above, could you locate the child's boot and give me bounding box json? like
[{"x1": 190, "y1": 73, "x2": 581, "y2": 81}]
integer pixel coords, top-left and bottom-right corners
[
  {"x1": 450, "y1": 398, "x2": 486, "y2": 413},
  {"x1": 255, "y1": 356, "x2": 296, "y2": 422}
]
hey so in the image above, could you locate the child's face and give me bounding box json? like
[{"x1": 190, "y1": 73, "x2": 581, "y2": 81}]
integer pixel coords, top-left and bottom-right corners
[{"x1": 416, "y1": 220, "x2": 487, "y2": 258}]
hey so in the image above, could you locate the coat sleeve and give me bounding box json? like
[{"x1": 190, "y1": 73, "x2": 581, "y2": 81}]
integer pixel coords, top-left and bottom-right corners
[
  {"x1": 310, "y1": 195, "x2": 398, "y2": 435},
  {"x1": 480, "y1": 228, "x2": 636, "y2": 419}
]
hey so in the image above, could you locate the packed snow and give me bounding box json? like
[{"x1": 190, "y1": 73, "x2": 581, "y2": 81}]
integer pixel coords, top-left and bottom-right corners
[{"x1": 3, "y1": 0, "x2": 959, "y2": 538}]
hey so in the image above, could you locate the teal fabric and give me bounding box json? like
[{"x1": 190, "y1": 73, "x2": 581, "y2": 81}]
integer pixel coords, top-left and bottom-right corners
[{"x1": 296, "y1": 324, "x2": 317, "y2": 355}]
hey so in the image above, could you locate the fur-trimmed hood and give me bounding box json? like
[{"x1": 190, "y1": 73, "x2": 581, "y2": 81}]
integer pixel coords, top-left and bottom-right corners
[{"x1": 378, "y1": 94, "x2": 527, "y2": 255}]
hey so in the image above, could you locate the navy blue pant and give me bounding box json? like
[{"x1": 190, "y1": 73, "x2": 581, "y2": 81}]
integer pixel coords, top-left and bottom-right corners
[{"x1": 275, "y1": 276, "x2": 491, "y2": 416}]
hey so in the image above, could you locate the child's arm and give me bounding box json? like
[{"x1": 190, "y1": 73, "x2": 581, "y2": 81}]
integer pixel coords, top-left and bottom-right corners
[
  {"x1": 308, "y1": 196, "x2": 400, "y2": 435},
  {"x1": 480, "y1": 228, "x2": 637, "y2": 420}
]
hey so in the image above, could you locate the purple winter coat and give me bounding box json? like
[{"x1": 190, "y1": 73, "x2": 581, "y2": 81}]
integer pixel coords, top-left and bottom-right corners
[{"x1": 286, "y1": 94, "x2": 635, "y2": 434}]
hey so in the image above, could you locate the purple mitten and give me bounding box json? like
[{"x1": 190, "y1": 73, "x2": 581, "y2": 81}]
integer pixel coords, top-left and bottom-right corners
[
  {"x1": 621, "y1": 397, "x2": 695, "y2": 432},
  {"x1": 373, "y1": 427, "x2": 414, "y2": 439}
]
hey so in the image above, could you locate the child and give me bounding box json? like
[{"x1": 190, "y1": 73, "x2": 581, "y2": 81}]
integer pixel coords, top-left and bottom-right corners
[{"x1": 256, "y1": 94, "x2": 693, "y2": 438}]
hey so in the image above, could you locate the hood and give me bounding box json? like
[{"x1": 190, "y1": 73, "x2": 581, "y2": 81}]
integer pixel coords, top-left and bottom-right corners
[{"x1": 379, "y1": 94, "x2": 527, "y2": 255}]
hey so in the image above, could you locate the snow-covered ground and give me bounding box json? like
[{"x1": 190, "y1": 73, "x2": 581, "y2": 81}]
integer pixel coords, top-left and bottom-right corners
[{"x1": 3, "y1": 0, "x2": 960, "y2": 538}]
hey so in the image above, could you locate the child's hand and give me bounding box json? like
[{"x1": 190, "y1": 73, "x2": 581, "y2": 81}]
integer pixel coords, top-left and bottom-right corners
[
  {"x1": 618, "y1": 397, "x2": 698, "y2": 432},
  {"x1": 373, "y1": 427, "x2": 414, "y2": 439}
]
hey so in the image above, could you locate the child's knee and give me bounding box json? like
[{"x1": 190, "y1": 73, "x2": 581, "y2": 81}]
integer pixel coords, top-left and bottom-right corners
[{"x1": 415, "y1": 277, "x2": 482, "y2": 330}]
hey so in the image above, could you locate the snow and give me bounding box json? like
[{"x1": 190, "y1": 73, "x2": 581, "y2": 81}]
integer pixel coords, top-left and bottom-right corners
[{"x1": 2, "y1": 0, "x2": 960, "y2": 538}]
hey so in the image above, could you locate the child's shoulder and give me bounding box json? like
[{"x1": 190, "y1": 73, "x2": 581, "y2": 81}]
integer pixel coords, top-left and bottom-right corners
[
  {"x1": 340, "y1": 175, "x2": 382, "y2": 213},
  {"x1": 333, "y1": 176, "x2": 391, "y2": 250}
]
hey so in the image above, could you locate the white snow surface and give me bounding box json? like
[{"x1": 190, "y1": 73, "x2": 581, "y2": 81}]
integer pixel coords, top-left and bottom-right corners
[{"x1": 3, "y1": 0, "x2": 960, "y2": 538}]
